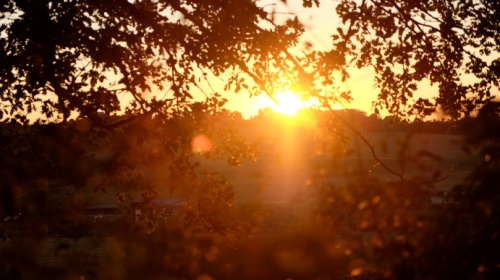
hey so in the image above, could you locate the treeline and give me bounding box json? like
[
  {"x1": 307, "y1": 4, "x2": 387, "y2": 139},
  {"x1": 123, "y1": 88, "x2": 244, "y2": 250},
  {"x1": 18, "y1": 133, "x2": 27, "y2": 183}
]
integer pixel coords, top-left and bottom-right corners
[{"x1": 249, "y1": 108, "x2": 476, "y2": 134}]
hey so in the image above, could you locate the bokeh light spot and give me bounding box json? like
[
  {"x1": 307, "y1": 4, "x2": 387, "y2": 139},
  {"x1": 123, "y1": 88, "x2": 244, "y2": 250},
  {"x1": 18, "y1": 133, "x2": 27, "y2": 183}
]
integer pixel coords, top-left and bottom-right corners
[
  {"x1": 196, "y1": 273, "x2": 214, "y2": 280},
  {"x1": 350, "y1": 268, "x2": 362, "y2": 277},
  {"x1": 358, "y1": 201, "x2": 368, "y2": 210},
  {"x1": 478, "y1": 265, "x2": 486, "y2": 273},
  {"x1": 192, "y1": 134, "x2": 213, "y2": 154},
  {"x1": 75, "y1": 118, "x2": 90, "y2": 132},
  {"x1": 485, "y1": 154, "x2": 491, "y2": 162}
]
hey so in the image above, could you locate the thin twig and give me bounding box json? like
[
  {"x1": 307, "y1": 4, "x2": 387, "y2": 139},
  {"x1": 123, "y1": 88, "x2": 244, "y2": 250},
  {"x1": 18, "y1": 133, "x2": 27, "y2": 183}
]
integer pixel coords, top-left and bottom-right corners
[{"x1": 321, "y1": 97, "x2": 454, "y2": 184}]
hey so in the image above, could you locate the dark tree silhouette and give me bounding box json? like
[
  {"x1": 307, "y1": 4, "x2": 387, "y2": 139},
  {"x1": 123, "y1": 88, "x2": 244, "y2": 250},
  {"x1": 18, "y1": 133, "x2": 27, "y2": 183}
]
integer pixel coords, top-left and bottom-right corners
[
  {"x1": 315, "y1": 0, "x2": 499, "y2": 119},
  {"x1": 0, "y1": 0, "x2": 305, "y2": 124},
  {"x1": 0, "y1": 1, "x2": 309, "y2": 278}
]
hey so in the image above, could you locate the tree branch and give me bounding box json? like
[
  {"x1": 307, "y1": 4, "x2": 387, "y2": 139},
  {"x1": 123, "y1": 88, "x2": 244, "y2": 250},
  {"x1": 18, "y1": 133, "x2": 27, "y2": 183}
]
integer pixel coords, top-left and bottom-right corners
[{"x1": 319, "y1": 95, "x2": 454, "y2": 184}]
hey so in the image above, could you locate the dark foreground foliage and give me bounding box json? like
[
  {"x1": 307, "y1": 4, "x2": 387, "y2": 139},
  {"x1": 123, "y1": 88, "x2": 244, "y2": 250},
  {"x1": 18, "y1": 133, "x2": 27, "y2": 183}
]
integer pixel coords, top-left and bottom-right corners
[{"x1": 1, "y1": 109, "x2": 500, "y2": 279}]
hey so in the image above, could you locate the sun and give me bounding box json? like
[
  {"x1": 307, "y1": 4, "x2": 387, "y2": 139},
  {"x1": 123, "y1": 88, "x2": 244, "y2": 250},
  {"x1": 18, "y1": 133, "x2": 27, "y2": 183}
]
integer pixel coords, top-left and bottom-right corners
[{"x1": 269, "y1": 89, "x2": 305, "y2": 116}]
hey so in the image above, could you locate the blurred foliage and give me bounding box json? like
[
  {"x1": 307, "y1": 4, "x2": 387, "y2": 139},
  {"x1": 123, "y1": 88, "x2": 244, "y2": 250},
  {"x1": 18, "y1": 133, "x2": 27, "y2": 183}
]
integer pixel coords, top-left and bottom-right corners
[
  {"x1": 1, "y1": 0, "x2": 500, "y2": 279},
  {"x1": 2, "y1": 108, "x2": 499, "y2": 279}
]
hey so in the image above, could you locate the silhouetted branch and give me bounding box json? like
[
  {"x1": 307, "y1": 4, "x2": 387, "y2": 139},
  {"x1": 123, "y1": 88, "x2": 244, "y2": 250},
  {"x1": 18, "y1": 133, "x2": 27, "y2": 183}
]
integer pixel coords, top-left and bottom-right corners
[{"x1": 321, "y1": 99, "x2": 454, "y2": 184}]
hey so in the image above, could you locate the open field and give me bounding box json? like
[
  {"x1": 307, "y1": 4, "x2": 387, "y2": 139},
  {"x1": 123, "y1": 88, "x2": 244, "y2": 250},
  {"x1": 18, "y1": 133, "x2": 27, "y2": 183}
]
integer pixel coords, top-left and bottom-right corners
[
  {"x1": 76, "y1": 131, "x2": 476, "y2": 205},
  {"x1": 201, "y1": 132, "x2": 475, "y2": 203}
]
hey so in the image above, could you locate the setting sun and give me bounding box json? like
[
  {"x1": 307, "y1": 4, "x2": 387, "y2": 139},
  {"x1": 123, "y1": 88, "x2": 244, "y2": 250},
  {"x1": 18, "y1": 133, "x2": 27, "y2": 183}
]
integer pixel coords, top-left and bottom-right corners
[{"x1": 265, "y1": 89, "x2": 306, "y2": 116}]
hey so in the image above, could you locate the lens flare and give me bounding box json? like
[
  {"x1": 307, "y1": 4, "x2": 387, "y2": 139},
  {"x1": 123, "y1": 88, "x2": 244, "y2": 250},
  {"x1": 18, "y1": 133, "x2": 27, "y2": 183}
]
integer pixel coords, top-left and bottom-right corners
[{"x1": 191, "y1": 134, "x2": 213, "y2": 153}]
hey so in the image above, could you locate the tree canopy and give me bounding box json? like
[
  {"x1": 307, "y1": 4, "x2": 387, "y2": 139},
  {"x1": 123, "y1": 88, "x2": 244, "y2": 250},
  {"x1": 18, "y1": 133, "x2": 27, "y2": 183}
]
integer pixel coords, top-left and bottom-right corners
[
  {"x1": 321, "y1": 0, "x2": 500, "y2": 119},
  {"x1": 0, "y1": 0, "x2": 304, "y2": 124},
  {"x1": 1, "y1": 0, "x2": 498, "y2": 122}
]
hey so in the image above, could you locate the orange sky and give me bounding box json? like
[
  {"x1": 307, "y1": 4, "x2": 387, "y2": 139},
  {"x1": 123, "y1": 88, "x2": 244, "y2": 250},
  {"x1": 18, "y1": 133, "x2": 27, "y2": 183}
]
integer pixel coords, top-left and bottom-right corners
[
  {"x1": 14, "y1": 0, "x2": 500, "y2": 123},
  {"x1": 223, "y1": 0, "x2": 379, "y2": 119},
  {"x1": 69, "y1": 0, "x2": 499, "y2": 121},
  {"x1": 222, "y1": 1, "x2": 499, "y2": 119}
]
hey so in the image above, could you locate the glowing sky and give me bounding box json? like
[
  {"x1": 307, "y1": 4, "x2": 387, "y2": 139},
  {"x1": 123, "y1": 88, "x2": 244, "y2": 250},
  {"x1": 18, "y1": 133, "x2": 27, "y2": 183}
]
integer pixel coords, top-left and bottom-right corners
[
  {"x1": 224, "y1": 1, "x2": 498, "y2": 119},
  {"x1": 224, "y1": 0, "x2": 379, "y2": 118}
]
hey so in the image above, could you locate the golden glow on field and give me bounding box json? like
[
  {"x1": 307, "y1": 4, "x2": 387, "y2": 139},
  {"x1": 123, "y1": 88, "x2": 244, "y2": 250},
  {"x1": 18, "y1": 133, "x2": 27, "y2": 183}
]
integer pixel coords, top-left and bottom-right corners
[{"x1": 264, "y1": 89, "x2": 318, "y2": 116}]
